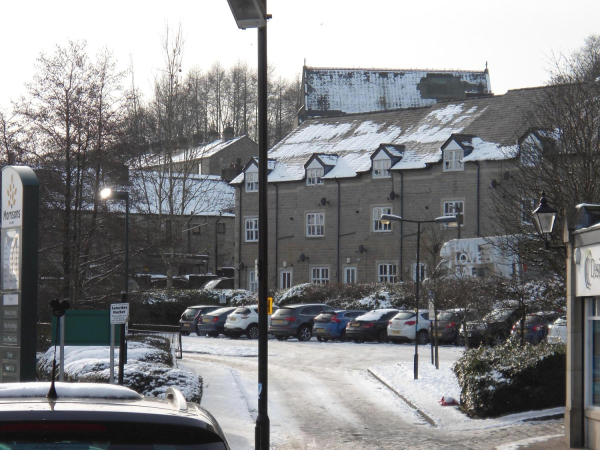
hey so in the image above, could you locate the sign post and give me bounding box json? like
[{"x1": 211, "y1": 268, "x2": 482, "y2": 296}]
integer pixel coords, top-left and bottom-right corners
[
  {"x1": 0, "y1": 166, "x2": 38, "y2": 382},
  {"x1": 110, "y1": 303, "x2": 129, "y2": 384}
]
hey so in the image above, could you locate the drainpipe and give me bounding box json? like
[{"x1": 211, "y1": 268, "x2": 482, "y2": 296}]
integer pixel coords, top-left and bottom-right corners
[
  {"x1": 274, "y1": 183, "x2": 279, "y2": 287},
  {"x1": 335, "y1": 179, "x2": 341, "y2": 283},
  {"x1": 237, "y1": 185, "x2": 243, "y2": 289},
  {"x1": 399, "y1": 172, "x2": 404, "y2": 281},
  {"x1": 474, "y1": 162, "x2": 480, "y2": 236}
]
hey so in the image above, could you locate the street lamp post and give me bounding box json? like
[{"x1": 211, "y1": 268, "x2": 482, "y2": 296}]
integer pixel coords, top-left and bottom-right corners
[
  {"x1": 100, "y1": 187, "x2": 129, "y2": 386},
  {"x1": 225, "y1": 2, "x2": 270, "y2": 449},
  {"x1": 380, "y1": 214, "x2": 457, "y2": 380}
]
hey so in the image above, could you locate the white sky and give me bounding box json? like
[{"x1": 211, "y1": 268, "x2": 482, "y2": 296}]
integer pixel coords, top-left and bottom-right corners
[{"x1": 1, "y1": 1, "x2": 599, "y2": 108}]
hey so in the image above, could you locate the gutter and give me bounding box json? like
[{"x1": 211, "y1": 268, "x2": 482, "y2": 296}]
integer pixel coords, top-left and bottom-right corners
[
  {"x1": 237, "y1": 185, "x2": 243, "y2": 289},
  {"x1": 335, "y1": 179, "x2": 341, "y2": 282}
]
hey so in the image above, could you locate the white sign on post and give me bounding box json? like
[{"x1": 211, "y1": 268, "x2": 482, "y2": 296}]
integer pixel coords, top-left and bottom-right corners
[{"x1": 110, "y1": 303, "x2": 129, "y2": 324}]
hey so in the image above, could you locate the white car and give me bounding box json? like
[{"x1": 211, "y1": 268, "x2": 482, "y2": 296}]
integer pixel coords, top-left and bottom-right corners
[
  {"x1": 387, "y1": 310, "x2": 431, "y2": 344},
  {"x1": 224, "y1": 305, "x2": 278, "y2": 339},
  {"x1": 547, "y1": 316, "x2": 567, "y2": 343}
]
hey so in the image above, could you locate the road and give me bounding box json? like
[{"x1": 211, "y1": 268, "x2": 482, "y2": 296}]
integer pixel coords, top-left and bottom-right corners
[{"x1": 179, "y1": 336, "x2": 564, "y2": 449}]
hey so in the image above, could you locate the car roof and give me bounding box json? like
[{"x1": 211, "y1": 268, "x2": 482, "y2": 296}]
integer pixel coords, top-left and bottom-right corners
[
  {"x1": 188, "y1": 305, "x2": 219, "y2": 309},
  {"x1": 280, "y1": 303, "x2": 329, "y2": 308},
  {"x1": 206, "y1": 307, "x2": 236, "y2": 315}
]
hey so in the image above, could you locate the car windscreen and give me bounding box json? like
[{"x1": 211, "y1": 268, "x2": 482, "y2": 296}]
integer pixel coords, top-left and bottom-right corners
[
  {"x1": 0, "y1": 421, "x2": 229, "y2": 449},
  {"x1": 203, "y1": 280, "x2": 220, "y2": 289},
  {"x1": 437, "y1": 311, "x2": 457, "y2": 321},
  {"x1": 316, "y1": 312, "x2": 336, "y2": 320},
  {"x1": 183, "y1": 308, "x2": 199, "y2": 319},
  {"x1": 210, "y1": 307, "x2": 234, "y2": 316},
  {"x1": 484, "y1": 309, "x2": 513, "y2": 322},
  {"x1": 272, "y1": 308, "x2": 294, "y2": 317},
  {"x1": 392, "y1": 312, "x2": 415, "y2": 321},
  {"x1": 356, "y1": 311, "x2": 389, "y2": 321},
  {"x1": 233, "y1": 307, "x2": 251, "y2": 315}
]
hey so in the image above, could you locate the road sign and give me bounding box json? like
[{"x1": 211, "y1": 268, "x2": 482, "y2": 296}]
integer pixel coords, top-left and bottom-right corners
[
  {"x1": 110, "y1": 303, "x2": 129, "y2": 324},
  {"x1": 267, "y1": 297, "x2": 273, "y2": 315}
]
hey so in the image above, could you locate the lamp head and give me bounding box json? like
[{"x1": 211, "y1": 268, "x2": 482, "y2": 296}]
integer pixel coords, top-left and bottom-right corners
[
  {"x1": 100, "y1": 188, "x2": 113, "y2": 200},
  {"x1": 532, "y1": 191, "x2": 557, "y2": 238},
  {"x1": 380, "y1": 213, "x2": 401, "y2": 225}
]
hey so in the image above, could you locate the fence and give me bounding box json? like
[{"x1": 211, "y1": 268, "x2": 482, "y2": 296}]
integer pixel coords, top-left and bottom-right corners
[{"x1": 128, "y1": 324, "x2": 182, "y2": 359}]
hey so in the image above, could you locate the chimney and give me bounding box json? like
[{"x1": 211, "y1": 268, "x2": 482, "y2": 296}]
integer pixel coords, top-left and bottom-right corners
[{"x1": 223, "y1": 125, "x2": 234, "y2": 141}]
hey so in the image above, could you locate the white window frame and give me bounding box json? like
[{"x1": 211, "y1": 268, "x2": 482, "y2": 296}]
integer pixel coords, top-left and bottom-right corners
[
  {"x1": 373, "y1": 206, "x2": 392, "y2": 232},
  {"x1": 344, "y1": 267, "x2": 357, "y2": 284},
  {"x1": 412, "y1": 262, "x2": 427, "y2": 282},
  {"x1": 306, "y1": 212, "x2": 325, "y2": 237},
  {"x1": 378, "y1": 263, "x2": 398, "y2": 283},
  {"x1": 248, "y1": 270, "x2": 258, "y2": 292},
  {"x1": 443, "y1": 149, "x2": 464, "y2": 172},
  {"x1": 373, "y1": 159, "x2": 391, "y2": 179},
  {"x1": 311, "y1": 267, "x2": 329, "y2": 284},
  {"x1": 245, "y1": 217, "x2": 259, "y2": 242},
  {"x1": 245, "y1": 170, "x2": 258, "y2": 192},
  {"x1": 306, "y1": 167, "x2": 324, "y2": 186},
  {"x1": 443, "y1": 200, "x2": 464, "y2": 228},
  {"x1": 280, "y1": 269, "x2": 292, "y2": 289}
]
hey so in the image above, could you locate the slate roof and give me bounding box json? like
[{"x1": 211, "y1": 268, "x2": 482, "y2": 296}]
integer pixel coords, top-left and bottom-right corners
[
  {"x1": 301, "y1": 66, "x2": 492, "y2": 120},
  {"x1": 231, "y1": 86, "x2": 547, "y2": 185}
]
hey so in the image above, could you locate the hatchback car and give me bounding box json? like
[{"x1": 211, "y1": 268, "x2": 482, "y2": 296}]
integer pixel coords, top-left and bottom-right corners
[
  {"x1": 0, "y1": 382, "x2": 230, "y2": 449},
  {"x1": 511, "y1": 312, "x2": 559, "y2": 344},
  {"x1": 269, "y1": 303, "x2": 336, "y2": 341},
  {"x1": 461, "y1": 307, "x2": 523, "y2": 346},
  {"x1": 197, "y1": 306, "x2": 237, "y2": 337},
  {"x1": 224, "y1": 304, "x2": 279, "y2": 339},
  {"x1": 548, "y1": 315, "x2": 567, "y2": 343},
  {"x1": 179, "y1": 305, "x2": 221, "y2": 335},
  {"x1": 312, "y1": 309, "x2": 368, "y2": 341},
  {"x1": 429, "y1": 309, "x2": 477, "y2": 345},
  {"x1": 346, "y1": 309, "x2": 400, "y2": 343},
  {"x1": 387, "y1": 310, "x2": 430, "y2": 344}
]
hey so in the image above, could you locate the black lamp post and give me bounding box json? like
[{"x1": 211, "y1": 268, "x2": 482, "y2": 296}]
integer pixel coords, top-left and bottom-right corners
[
  {"x1": 225, "y1": 2, "x2": 270, "y2": 449},
  {"x1": 100, "y1": 187, "x2": 129, "y2": 386},
  {"x1": 380, "y1": 214, "x2": 457, "y2": 380},
  {"x1": 532, "y1": 191, "x2": 558, "y2": 248}
]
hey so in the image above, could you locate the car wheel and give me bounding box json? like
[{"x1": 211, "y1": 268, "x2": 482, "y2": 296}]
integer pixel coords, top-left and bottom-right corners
[
  {"x1": 339, "y1": 330, "x2": 347, "y2": 342},
  {"x1": 316, "y1": 336, "x2": 329, "y2": 342},
  {"x1": 275, "y1": 335, "x2": 288, "y2": 341},
  {"x1": 377, "y1": 330, "x2": 389, "y2": 343},
  {"x1": 297, "y1": 325, "x2": 312, "y2": 342},
  {"x1": 417, "y1": 330, "x2": 429, "y2": 345},
  {"x1": 247, "y1": 324, "x2": 259, "y2": 339}
]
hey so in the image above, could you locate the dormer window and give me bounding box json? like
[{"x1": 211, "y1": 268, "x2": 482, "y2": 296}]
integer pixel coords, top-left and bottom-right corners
[
  {"x1": 373, "y1": 159, "x2": 391, "y2": 179},
  {"x1": 245, "y1": 170, "x2": 258, "y2": 192},
  {"x1": 307, "y1": 167, "x2": 324, "y2": 186},
  {"x1": 444, "y1": 149, "x2": 464, "y2": 172}
]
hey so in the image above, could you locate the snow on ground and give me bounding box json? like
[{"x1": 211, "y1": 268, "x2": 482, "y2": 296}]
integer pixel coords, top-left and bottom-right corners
[
  {"x1": 370, "y1": 361, "x2": 563, "y2": 431},
  {"x1": 495, "y1": 434, "x2": 564, "y2": 450},
  {"x1": 183, "y1": 338, "x2": 260, "y2": 357}
]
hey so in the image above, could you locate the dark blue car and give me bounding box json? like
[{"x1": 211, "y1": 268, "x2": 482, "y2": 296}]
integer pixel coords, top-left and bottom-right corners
[
  {"x1": 511, "y1": 312, "x2": 559, "y2": 344},
  {"x1": 312, "y1": 310, "x2": 367, "y2": 342}
]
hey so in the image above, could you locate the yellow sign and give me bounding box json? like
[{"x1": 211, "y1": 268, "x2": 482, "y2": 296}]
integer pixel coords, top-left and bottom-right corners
[{"x1": 267, "y1": 297, "x2": 273, "y2": 315}]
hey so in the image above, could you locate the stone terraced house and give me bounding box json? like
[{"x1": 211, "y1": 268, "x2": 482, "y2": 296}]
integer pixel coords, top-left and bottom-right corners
[{"x1": 231, "y1": 86, "x2": 546, "y2": 291}]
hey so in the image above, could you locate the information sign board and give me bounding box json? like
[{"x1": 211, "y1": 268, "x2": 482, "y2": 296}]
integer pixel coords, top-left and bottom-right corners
[{"x1": 110, "y1": 303, "x2": 129, "y2": 324}]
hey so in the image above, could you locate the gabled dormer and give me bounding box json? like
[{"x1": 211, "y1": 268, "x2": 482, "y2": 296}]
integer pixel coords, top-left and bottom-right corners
[
  {"x1": 370, "y1": 144, "x2": 404, "y2": 179},
  {"x1": 303, "y1": 153, "x2": 338, "y2": 186},
  {"x1": 517, "y1": 129, "x2": 561, "y2": 167},
  {"x1": 440, "y1": 134, "x2": 475, "y2": 172},
  {"x1": 241, "y1": 157, "x2": 276, "y2": 192}
]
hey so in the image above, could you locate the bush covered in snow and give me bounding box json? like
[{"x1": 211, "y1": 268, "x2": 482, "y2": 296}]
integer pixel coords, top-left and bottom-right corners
[
  {"x1": 273, "y1": 282, "x2": 411, "y2": 310},
  {"x1": 130, "y1": 288, "x2": 257, "y2": 325},
  {"x1": 37, "y1": 335, "x2": 203, "y2": 403},
  {"x1": 453, "y1": 335, "x2": 565, "y2": 418}
]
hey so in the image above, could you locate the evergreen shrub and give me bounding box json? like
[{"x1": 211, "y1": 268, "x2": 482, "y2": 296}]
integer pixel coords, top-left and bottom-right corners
[{"x1": 452, "y1": 335, "x2": 566, "y2": 418}]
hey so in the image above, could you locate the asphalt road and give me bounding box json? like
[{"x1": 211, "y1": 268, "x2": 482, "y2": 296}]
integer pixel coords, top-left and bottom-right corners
[{"x1": 180, "y1": 336, "x2": 564, "y2": 449}]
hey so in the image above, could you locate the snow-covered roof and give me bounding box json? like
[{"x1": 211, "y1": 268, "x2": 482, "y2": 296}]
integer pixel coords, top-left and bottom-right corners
[
  {"x1": 232, "y1": 87, "x2": 544, "y2": 185},
  {"x1": 129, "y1": 171, "x2": 234, "y2": 217},
  {"x1": 140, "y1": 136, "x2": 248, "y2": 168},
  {"x1": 302, "y1": 66, "x2": 491, "y2": 119}
]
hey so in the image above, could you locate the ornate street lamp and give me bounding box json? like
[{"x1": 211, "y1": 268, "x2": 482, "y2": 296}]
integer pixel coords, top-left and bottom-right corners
[
  {"x1": 532, "y1": 191, "x2": 557, "y2": 249},
  {"x1": 380, "y1": 214, "x2": 457, "y2": 380}
]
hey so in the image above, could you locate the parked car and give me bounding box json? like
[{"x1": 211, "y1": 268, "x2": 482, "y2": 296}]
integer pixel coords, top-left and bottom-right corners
[
  {"x1": 387, "y1": 310, "x2": 430, "y2": 344},
  {"x1": 460, "y1": 307, "x2": 523, "y2": 346},
  {"x1": 269, "y1": 303, "x2": 336, "y2": 341},
  {"x1": 224, "y1": 304, "x2": 279, "y2": 339},
  {"x1": 346, "y1": 309, "x2": 400, "y2": 343},
  {"x1": 202, "y1": 278, "x2": 234, "y2": 289},
  {"x1": 548, "y1": 315, "x2": 567, "y2": 343},
  {"x1": 429, "y1": 309, "x2": 477, "y2": 345},
  {"x1": 179, "y1": 305, "x2": 221, "y2": 335},
  {"x1": 511, "y1": 312, "x2": 559, "y2": 344},
  {"x1": 312, "y1": 309, "x2": 368, "y2": 341},
  {"x1": 0, "y1": 382, "x2": 230, "y2": 448},
  {"x1": 197, "y1": 306, "x2": 237, "y2": 337}
]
